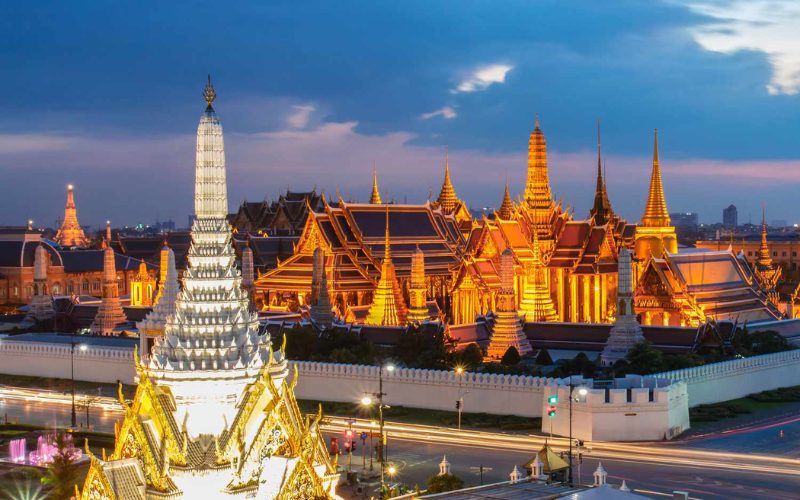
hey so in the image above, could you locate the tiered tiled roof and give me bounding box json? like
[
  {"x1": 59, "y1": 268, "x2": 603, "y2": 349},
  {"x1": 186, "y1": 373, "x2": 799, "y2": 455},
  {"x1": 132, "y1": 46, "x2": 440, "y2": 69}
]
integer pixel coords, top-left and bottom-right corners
[{"x1": 256, "y1": 200, "x2": 467, "y2": 295}]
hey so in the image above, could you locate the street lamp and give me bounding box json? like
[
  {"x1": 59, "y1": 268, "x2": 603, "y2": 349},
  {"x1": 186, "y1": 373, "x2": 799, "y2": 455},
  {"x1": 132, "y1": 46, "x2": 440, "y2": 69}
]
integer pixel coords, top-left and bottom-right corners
[
  {"x1": 360, "y1": 362, "x2": 394, "y2": 493},
  {"x1": 454, "y1": 365, "x2": 469, "y2": 431},
  {"x1": 70, "y1": 334, "x2": 87, "y2": 429},
  {"x1": 568, "y1": 382, "x2": 589, "y2": 486}
]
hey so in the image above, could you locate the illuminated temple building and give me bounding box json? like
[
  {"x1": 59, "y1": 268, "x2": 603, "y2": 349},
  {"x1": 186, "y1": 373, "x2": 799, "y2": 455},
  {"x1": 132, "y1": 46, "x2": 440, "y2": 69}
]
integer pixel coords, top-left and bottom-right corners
[
  {"x1": 254, "y1": 119, "x2": 782, "y2": 329},
  {"x1": 79, "y1": 79, "x2": 339, "y2": 499}
]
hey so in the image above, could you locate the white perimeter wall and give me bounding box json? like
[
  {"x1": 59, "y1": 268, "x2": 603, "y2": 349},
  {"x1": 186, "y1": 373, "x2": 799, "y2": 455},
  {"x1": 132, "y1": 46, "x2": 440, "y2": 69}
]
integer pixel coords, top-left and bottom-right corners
[
  {"x1": 653, "y1": 349, "x2": 800, "y2": 407},
  {"x1": 0, "y1": 339, "x2": 135, "y2": 385},
  {"x1": 0, "y1": 340, "x2": 553, "y2": 417},
  {"x1": 290, "y1": 361, "x2": 555, "y2": 417},
  {"x1": 541, "y1": 380, "x2": 690, "y2": 441},
  {"x1": 2, "y1": 337, "x2": 800, "y2": 415}
]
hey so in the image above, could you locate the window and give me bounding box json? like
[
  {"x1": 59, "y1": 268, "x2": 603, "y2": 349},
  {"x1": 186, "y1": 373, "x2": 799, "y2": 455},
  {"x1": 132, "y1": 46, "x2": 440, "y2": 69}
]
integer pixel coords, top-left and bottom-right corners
[
  {"x1": 52, "y1": 282, "x2": 61, "y2": 295},
  {"x1": 93, "y1": 280, "x2": 101, "y2": 292},
  {"x1": 747, "y1": 251, "x2": 752, "y2": 256},
  {"x1": 82, "y1": 281, "x2": 89, "y2": 293},
  {"x1": 12, "y1": 285, "x2": 18, "y2": 296},
  {"x1": 783, "y1": 252, "x2": 787, "y2": 257},
  {"x1": 773, "y1": 251, "x2": 778, "y2": 257},
  {"x1": 794, "y1": 252, "x2": 797, "y2": 257}
]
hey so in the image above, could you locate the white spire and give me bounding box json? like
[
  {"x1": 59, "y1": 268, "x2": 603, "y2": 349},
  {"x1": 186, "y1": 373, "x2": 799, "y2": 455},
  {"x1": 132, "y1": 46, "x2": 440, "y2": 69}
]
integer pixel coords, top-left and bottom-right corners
[
  {"x1": 510, "y1": 465, "x2": 526, "y2": 483},
  {"x1": 593, "y1": 462, "x2": 608, "y2": 486},
  {"x1": 194, "y1": 77, "x2": 228, "y2": 219},
  {"x1": 147, "y1": 80, "x2": 276, "y2": 437},
  {"x1": 619, "y1": 480, "x2": 630, "y2": 491},
  {"x1": 439, "y1": 455, "x2": 450, "y2": 476}
]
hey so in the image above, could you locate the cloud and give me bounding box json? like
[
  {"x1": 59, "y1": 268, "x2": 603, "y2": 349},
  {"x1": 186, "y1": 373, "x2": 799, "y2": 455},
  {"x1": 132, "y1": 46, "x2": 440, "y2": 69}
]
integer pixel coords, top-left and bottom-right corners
[
  {"x1": 453, "y1": 64, "x2": 514, "y2": 93},
  {"x1": 420, "y1": 106, "x2": 457, "y2": 120},
  {"x1": 4, "y1": 110, "x2": 800, "y2": 227},
  {"x1": 286, "y1": 104, "x2": 315, "y2": 129},
  {"x1": 679, "y1": 0, "x2": 800, "y2": 94}
]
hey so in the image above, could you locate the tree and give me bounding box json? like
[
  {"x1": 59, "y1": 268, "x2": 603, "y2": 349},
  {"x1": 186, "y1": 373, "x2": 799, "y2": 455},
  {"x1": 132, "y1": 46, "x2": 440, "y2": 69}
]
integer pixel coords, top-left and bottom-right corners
[
  {"x1": 426, "y1": 473, "x2": 464, "y2": 493},
  {"x1": 500, "y1": 346, "x2": 521, "y2": 366},
  {"x1": 535, "y1": 348, "x2": 553, "y2": 365},
  {"x1": 457, "y1": 343, "x2": 484, "y2": 370},
  {"x1": 41, "y1": 432, "x2": 80, "y2": 499},
  {"x1": 623, "y1": 341, "x2": 665, "y2": 375},
  {"x1": 279, "y1": 325, "x2": 319, "y2": 360},
  {"x1": 736, "y1": 329, "x2": 793, "y2": 356}
]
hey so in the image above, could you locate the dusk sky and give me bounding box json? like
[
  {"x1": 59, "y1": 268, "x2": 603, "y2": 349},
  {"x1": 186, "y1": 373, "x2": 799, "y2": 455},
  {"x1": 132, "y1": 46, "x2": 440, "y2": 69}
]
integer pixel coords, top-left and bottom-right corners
[{"x1": 2, "y1": 0, "x2": 800, "y2": 228}]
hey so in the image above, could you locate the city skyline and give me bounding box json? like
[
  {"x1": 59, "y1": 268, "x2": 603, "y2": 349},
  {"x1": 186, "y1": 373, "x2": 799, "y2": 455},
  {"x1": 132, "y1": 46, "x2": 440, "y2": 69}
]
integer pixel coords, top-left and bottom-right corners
[{"x1": 3, "y1": 1, "x2": 800, "y2": 227}]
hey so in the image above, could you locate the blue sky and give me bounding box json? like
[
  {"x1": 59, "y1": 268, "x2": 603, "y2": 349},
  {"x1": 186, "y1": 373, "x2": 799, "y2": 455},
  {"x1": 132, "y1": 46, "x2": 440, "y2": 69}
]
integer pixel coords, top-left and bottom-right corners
[{"x1": 2, "y1": 0, "x2": 800, "y2": 228}]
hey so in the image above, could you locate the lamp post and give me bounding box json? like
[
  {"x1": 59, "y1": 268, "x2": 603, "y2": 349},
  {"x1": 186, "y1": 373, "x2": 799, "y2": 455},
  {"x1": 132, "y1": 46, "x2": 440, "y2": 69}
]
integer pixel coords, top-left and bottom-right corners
[
  {"x1": 568, "y1": 381, "x2": 588, "y2": 487},
  {"x1": 455, "y1": 366, "x2": 464, "y2": 431},
  {"x1": 70, "y1": 334, "x2": 87, "y2": 429},
  {"x1": 360, "y1": 362, "x2": 395, "y2": 494}
]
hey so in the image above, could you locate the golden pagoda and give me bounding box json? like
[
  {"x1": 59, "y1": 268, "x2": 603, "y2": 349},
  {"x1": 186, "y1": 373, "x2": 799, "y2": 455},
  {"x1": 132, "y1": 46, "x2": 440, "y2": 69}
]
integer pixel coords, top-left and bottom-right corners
[
  {"x1": 518, "y1": 230, "x2": 558, "y2": 322},
  {"x1": 754, "y1": 206, "x2": 782, "y2": 299},
  {"x1": 364, "y1": 209, "x2": 408, "y2": 326},
  {"x1": 54, "y1": 184, "x2": 88, "y2": 247},
  {"x1": 435, "y1": 148, "x2": 459, "y2": 214},
  {"x1": 497, "y1": 176, "x2": 515, "y2": 220},
  {"x1": 634, "y1": 128, "x2": 677, "y2": 263},
  {"x1": 488, "y1": 248, "x2": 532, "y2": 359},
  {"x1": 407, "y1": 245, "x2": 429, "y2": 322},
  {"x1": 369, "y1": 164, "x2": 382, "y2": 204},
  {"x1": 522, "y1": 116, "x2": 558, "y2": 237}
]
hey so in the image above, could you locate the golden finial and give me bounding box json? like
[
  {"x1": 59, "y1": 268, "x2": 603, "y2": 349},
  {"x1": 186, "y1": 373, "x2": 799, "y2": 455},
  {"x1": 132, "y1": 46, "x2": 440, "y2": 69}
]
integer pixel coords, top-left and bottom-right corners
[
  {"x1": 203, "y1": 74, "x2": 216, "y2": 109},
  {"x1": 535, "y1": 113, "x2": 540, "y2": 130}
]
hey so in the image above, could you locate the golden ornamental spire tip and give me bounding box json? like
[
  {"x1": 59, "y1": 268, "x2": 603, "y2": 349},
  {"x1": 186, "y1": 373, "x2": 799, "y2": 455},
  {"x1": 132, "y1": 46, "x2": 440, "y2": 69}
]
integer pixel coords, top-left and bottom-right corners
[{"x1": 203, "y1": 74, "x2": 216, "y2": 108}]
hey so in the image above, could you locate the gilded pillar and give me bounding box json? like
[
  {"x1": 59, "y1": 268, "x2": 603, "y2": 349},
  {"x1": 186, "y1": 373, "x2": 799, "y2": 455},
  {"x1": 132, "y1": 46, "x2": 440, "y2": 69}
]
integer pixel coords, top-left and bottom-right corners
[
  {"x1": 569, "y1": 273, "x2": 577, "y2": 322},
  {"x1": 557, "y1": 268, "x2": 565, "y2": 322}
]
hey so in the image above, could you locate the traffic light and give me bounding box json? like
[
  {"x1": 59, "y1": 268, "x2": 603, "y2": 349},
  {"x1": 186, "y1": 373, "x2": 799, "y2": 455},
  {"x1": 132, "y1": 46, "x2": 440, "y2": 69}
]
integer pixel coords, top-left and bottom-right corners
[
  {"x1": 547, "y1": 395, "x2": 558, "y2": 404},
  {"x1": 547, "y1": 405, "x2": 557, "y2": 417},
  {"x1": 455, "y1": 400, "x2": 461, "y2": 410}
]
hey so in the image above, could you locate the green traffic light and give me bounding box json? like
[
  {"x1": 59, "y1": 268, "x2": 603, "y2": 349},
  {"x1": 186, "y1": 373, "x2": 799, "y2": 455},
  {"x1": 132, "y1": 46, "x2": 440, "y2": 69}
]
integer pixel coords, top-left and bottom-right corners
[{"x1": 548, "y1": 395, "x2": 558, "y2": 404}]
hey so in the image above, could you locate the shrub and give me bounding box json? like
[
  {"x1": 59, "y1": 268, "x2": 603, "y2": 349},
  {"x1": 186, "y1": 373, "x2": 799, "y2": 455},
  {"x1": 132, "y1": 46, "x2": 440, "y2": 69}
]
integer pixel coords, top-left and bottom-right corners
[{"x1": 426, "y1": 473, "x2": 464, "y2": 493}]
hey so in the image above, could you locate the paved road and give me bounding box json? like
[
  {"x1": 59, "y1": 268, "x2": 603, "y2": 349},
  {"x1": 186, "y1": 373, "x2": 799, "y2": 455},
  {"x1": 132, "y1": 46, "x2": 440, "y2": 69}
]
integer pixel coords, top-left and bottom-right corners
[{"x1": 3, "y1": 393, "x2": 800, "y2": 499}]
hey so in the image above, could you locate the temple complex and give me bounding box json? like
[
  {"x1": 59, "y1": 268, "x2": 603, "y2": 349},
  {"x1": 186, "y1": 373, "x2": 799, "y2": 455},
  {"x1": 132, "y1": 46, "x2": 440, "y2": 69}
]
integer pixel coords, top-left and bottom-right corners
[
  {"x1": 54, "y1": 184, "x2": 89, "y2": 248},
  {"x1": 239, "y1": 117, "x2": 783, "y2": 331},
  {"x1": 89, "y1": 241, "x2": 128, "y2": 335},
  {"x1": 79, "y1": 78, "x2": 339, "y2": 499}
]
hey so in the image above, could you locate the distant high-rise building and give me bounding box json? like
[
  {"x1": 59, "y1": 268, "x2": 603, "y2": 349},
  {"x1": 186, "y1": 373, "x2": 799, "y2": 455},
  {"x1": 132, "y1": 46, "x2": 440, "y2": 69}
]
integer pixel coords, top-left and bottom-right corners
[
  {"x1": 670, "y1": 212, "x2": 699, "y2": 230},
  {"x1": 723, "y1": 204, "x2": 738, "y2": 229}
]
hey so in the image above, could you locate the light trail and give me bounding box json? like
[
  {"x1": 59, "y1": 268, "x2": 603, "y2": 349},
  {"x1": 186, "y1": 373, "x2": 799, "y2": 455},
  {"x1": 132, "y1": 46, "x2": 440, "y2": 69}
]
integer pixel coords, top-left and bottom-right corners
[{"x1": 3, "y1": 386, "x2": 800, "y2": 478}]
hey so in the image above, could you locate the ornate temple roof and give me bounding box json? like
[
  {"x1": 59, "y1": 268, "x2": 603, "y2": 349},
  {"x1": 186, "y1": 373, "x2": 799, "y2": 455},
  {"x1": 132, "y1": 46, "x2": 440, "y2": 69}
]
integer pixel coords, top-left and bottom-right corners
[
  {"x1": 637, "y1": 250, "x2": 782, "y2": 323},
  {"x1": 257, "y1": 200, "x2": 467, "y2": 294}
]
